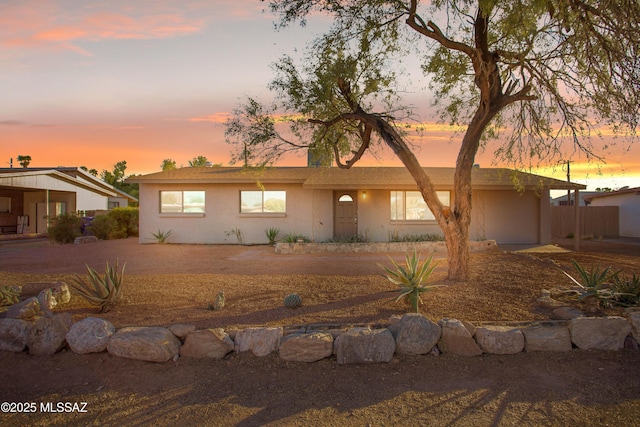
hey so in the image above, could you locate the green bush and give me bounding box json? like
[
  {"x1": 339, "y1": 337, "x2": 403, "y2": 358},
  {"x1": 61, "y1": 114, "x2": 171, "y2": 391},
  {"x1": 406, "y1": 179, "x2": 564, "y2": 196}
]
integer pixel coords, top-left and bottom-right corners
[
  {"x1": 109, "y1": 207, "x2": 139, "y2": 237},
  {"x1": 87, "y1": 208, "x2": 139, "y2": 240},
  {"x1": 281, "y1": 233, "x2": 310, "y2": 243},
  {"x1": 47, "y1": 213, "x2": 83, "y2": 244}
]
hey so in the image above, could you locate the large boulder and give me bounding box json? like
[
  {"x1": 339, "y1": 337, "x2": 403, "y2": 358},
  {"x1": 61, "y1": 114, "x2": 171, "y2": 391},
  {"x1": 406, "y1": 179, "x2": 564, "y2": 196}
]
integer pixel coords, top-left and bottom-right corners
[
  {"x1": 475, "y1": 325, "x2": 524, "y2": 355},
  {"x1": 279, "y1": 332, "x2": 334, "y2": 362},
  {"x1": 234, "y1": 327, "x2": 283, "y2": 357},
  {"x1": 438, "y1": 318, "x2": 482, "y2": 357},
  {"x1": 569, "y1": 316, "x2": 632, "y2": 350},
  {"x1": 389, "y1": 313, "x2": 441, "y2": 355},
  {"x1": 107, "y1": 327, "x2": 181, "y2": 362},
  {"x1": 66, "y1": 317, "x2": 115, "y2": 354},
  {"x1": 522, "y1": 325, "x2": 572, "y2": 352},
  {"x1": 0, "y1": 318, "x2": 31, "y2": 352},
  {"x1": 168, "y1": 324, "x2": 197, "y2": 341},
  {"x1": 334, "y1": 327, "x2": 396, "y2": 364},
  {"x1": 27, "y1": 313, "x2": 73, "y2": 356},
  {"x1": 180, "y1": 329, "x2": 234, "y2": 359}
]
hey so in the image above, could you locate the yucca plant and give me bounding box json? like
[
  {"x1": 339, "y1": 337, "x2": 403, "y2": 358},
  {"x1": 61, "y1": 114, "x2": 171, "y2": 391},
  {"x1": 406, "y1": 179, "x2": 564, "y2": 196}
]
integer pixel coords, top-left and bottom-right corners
[
  {"x1": 381, "y1": 250, "x2": 442, "y2": 313},
  {"x1": 71, "y1": 261, "x2": 126, "y2": 313}
]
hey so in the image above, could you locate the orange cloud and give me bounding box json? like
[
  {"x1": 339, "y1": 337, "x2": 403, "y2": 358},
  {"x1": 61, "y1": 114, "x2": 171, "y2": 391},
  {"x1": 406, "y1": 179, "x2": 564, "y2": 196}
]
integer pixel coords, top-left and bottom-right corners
[
  {"x1": 189, "y1": 113, "x2": 230, "y2": 124},
  {"x1": 0, "y1": 3, "x2": 205, "y2": 56}
]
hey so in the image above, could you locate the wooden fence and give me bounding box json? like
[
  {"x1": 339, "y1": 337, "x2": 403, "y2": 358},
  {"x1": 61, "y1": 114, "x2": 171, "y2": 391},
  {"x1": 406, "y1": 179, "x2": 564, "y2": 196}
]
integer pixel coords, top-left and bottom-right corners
[{"x1": 551, "y1": 206, "x2": 619, "y2": 238}]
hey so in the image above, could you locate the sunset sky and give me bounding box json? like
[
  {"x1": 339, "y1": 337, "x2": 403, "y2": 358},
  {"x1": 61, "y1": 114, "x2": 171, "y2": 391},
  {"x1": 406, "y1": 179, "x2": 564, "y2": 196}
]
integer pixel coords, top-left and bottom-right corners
[{"x1": 2, "y1": 0, "x2": 639, "y2": 191}]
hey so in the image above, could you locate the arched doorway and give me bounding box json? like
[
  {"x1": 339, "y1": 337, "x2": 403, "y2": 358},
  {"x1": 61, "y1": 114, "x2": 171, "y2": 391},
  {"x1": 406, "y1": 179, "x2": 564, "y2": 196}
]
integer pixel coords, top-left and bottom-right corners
[{"x1": 334, "y1": 191, "x2": 358, "y2": 238}]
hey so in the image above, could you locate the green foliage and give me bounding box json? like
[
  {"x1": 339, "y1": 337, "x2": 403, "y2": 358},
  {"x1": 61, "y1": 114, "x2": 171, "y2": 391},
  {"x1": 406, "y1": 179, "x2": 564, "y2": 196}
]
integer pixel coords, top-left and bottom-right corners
[
  {"x1": 561, "y1": 259, "x2": 640, "y2": 307},
  {"x1": 189, "y1": 155, "x2": 209, "y2": 167},
  {"x1": 265, "y1": 227, "x2": 280, "y2": 245},
  {"x1": 87, "y1": 208, "x2": 139, "y2": 240},
  {"x1": 108, "y1": 207, "x2": 139, "y2": 237},
  {"x1": 0, "y1": 285, "x2": 21, "y2": 306},
  {"x1": 71, "y1": 261, "x2": 126, "y2": 313},
  {"x1": 325, "y1": 234, "x2": 369, "y2": 243},
  {"x1": 389, "y1": 232, "x2": 444, "y2": 243},
  {"x1": 381, "y1": 250, "x2": 442, "y2": 314},
  {"x1": 151, "y1": 229, "x2": 172, "y2": 244},
  {"x1": 47, "y1": 213, "x2": 83, "y2": 244},
  {"x1": 281, "y1": 233, "x2": 310, "y2": 243},
  {"x1": 283, "y1": 293, "x2": 302, "y2": 309},
  {"x1": 611, "y1": 273, "x2": 640, "y2": 307}
]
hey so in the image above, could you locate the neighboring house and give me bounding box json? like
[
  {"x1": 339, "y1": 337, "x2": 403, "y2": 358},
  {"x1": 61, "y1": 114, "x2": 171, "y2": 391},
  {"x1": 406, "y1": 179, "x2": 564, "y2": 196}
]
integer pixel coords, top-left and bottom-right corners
[
  {"x1": 129, "y1": 166, "x2": 584, "y2": 245},
  {"x1": 551, "y1": 191, "x2": 602, "y2": 206},
  {"x1": 583, "y1": 187, "x2": 640, "y2": 237},
  {"x1": 0, "y1": 167, "x2": 137, "y2": 234}
]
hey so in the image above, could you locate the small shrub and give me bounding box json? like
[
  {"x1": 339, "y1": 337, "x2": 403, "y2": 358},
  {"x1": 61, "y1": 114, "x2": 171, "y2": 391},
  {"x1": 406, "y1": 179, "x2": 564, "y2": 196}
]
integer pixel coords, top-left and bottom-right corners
[
  {"x1": 284, "y1": 293, "x2": 302, "y2": 308},
  {"x1": 71, "y1": 261, "x2": 126, "y2": 313},
  {"x1": 389, "y1": 233, "x2": 444, "y2": 243},
  {"x1": 109, "y1": 207, "x2": 139, "y2": 237},
  {"x1": 265, "y1": 227, "x2": 280, "y2": 245},
  {"x1": 47, "y1": 213, "x2": 83, "y2": 244},
  {"x1": 87, "y1": 214, "x2": 115, "y2": 240},
  {"x1": 281, "y1": 233, "x2": 310, "y2": 243},
  {"x1": 380, "y1": 250, "x2": 443, "y2": 313},
  {"x1": 86, "y1": 208, "x2": 139, "y2": 240},
  {"x1": 325, "y1": 234, "x2": 369, "y2": 243}
]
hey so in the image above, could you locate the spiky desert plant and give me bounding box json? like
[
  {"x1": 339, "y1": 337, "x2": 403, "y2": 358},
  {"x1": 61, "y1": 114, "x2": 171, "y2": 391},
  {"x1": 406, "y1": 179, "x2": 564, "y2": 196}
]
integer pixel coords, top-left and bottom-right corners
[
  {"x1": 71, "y1": 261, "x2": 126, "y2": 313},
  {"x1": 562, "y1": 259, "x2": 620, "y2": 306},
  {"x1": 151, "y1": 229, "x2": 172, "y2": 243},
  {"x1": 265, "y1": 227, "x2": 280, "y2": 245},
  {"x1": 381, "y1": 250, "x2": 442, "y2": 313},
  {"x1": 283, "y1": 293, "x2": 302, "y2": 308},
  {"x1": 0, "y1": 285, "x2": 22, "y2": 306}
]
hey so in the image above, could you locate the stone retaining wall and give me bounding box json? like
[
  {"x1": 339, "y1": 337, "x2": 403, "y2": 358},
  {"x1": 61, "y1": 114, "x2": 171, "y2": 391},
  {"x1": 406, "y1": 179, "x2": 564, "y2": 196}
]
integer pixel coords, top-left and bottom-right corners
[
  {"x1": 275, "y1": 240, "x2": 498, "y2": 254},
  {"x1": 2, "y1": 310, "x2": 639, "y2": 364}
]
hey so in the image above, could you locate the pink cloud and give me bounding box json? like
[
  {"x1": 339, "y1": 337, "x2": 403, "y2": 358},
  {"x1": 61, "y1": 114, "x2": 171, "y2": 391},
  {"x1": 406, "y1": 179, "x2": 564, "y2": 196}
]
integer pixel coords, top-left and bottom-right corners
[{"x1": 0, "y1": 2, "x2": 206, "y2": 55}]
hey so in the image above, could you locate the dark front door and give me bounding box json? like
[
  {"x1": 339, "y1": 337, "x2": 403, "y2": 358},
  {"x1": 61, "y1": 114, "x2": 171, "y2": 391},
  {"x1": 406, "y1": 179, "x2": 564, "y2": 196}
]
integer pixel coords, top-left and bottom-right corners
[{"x1": 334, "y1": 191, "x2": 358, "y2": 239}]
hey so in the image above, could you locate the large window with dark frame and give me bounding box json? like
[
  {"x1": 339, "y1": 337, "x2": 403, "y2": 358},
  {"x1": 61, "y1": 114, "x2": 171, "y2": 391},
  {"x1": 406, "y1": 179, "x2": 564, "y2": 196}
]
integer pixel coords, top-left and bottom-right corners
[
  {"x1": 390, "y1": 191, "x2": 450, "y2": 221},
  {"x1": 160, "y1": 191, "x2": 205, "y2": 213},
  {"x1": 240, "y1": 190, "x2": 286, "y2": 213}
]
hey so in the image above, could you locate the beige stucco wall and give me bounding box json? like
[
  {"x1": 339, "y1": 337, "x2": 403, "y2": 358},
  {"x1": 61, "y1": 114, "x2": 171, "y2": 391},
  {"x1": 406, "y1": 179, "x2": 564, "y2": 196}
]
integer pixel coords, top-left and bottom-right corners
[
  {"x1": 138, "y1": 183, "x2": 548, "y2": 245},
  {"x1": 471, "y1": 190, "x2": 541, "y2": 244},
  {"x1": 589, "y1": 193, "x2": 640, "y2": 237},
  {"x1": 138, "y1": 183, "x2": 334, "y2": 244}
]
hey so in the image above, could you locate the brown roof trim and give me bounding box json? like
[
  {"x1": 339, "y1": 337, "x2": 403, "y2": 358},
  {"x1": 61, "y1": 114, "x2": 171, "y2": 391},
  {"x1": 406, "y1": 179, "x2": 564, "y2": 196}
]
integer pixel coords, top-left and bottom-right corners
[{"x1": 128, "y1": 166, "x2": 586, "y2": 190}]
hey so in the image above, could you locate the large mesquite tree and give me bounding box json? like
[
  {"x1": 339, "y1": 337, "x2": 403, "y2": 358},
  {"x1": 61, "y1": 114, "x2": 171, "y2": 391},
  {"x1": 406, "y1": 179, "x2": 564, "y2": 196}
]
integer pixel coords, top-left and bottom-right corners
[{"x1": 225, "y1": 0, "x2": 639, "y2": 280}]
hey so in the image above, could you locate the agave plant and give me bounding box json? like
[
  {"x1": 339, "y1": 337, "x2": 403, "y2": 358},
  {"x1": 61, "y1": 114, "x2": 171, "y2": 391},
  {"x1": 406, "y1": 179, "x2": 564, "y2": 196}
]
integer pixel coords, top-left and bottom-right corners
[
  {"x1": 381, "y1": 250, "x2": 442, "y2": 313},
  {"x1": 264, "y1": 227, "x2": 280, "y2": 245},
  {"x1": 562, "y1": 259, "x2": 620, "y2": 306},
  {"x1": 71, "y1": 261, "x2": 126, "y2": 313},
  {"x1": 611, "y1": 272, "x2": 640, "y2": 307},
  {"x1": 151, "y1": 229, "x2": 172, "y2": 244}
]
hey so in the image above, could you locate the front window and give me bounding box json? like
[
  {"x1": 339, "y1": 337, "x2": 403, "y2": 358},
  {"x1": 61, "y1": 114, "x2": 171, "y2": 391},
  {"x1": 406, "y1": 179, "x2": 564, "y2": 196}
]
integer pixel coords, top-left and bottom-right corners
[
  {"x1": 240, "y1": 190, "x2": 286, "y2": 213},
  {"x1": 160, "y1": 191, "x2": 205, "y2": 213},
  {"x1": 391, "y1": 191, "x2": 449, "y2": 221}
]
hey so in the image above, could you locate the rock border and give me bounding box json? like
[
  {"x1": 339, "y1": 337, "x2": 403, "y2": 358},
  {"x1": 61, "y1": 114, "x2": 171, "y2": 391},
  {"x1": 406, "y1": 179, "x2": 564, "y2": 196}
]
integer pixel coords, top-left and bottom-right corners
[
  {"x1": 1, "y1": 309, "x2": 638, "y2": 363},
  {"x1": 275, "y1": 240, "x2": 497, "y2": 254}
]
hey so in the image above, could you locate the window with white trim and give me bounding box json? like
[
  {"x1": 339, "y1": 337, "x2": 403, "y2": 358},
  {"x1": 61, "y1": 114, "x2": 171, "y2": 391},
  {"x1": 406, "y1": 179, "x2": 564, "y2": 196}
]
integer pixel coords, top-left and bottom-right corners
[
  {"x1": 240, "y1": 190, "x2": 286, "y2": 213},
  {"x1": 390, "y1": 191, "x2": 450, "y2": 221},
  {"x1": 160, "y1": 191, "x2": 205, "y2": 213}
]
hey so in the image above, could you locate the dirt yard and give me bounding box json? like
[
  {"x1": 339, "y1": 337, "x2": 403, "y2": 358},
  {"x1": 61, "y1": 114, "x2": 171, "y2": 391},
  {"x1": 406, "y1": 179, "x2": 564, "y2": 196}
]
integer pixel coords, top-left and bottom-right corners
[{"x1": 1, "y1": 237, "x2": 639, "y2": 426}]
